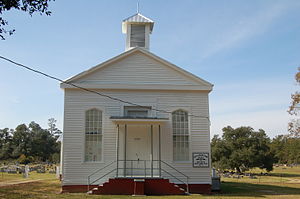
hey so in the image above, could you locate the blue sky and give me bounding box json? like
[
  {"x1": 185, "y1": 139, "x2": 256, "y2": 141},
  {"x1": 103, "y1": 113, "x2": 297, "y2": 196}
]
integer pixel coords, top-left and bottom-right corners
[{"x1": 0, "y1": 0, "x2": 299, "y2": 138}]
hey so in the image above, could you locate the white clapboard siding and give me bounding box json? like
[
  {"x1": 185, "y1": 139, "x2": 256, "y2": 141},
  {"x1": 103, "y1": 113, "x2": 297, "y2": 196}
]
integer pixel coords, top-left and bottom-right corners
[
  {"x1": 72, "y1": 51, "x2": 201, "y2": 86},
  {"x1": 62, "y1": 89, "x2": 211, "y2": 185}
]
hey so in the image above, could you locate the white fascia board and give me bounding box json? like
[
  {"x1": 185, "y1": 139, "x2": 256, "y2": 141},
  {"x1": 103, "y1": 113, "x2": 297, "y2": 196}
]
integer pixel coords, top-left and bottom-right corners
[{"x1": 60, "y1": 83, "x2": 212, "y2": 92}]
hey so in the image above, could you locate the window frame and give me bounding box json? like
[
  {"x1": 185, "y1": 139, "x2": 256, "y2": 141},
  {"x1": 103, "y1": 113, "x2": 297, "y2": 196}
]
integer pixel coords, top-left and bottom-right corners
[
  {"x1": 171, "y1": 109, "x2": 191, "y2": 162},
  {"x1": 84, "y1": 108, "x2": 104, "y2": 163},
  {"x1": 124, "y1": 106, "x2": 151, "y2": 117}
]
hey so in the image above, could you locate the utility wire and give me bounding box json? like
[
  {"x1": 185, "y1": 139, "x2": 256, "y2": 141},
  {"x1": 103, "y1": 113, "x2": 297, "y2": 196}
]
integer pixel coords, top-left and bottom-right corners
[{"x1": 0, "y1": 55, "x2": 210, "y2": 120}]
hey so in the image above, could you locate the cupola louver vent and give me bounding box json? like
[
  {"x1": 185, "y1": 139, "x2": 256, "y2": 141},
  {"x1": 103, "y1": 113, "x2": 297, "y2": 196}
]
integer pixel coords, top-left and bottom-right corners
[
  {"x1": 122, "y1": 13, "x2": 154, "y2": 51},
  {"x1": 130, "y1": 24, "x2": 146, "y2": 48}
]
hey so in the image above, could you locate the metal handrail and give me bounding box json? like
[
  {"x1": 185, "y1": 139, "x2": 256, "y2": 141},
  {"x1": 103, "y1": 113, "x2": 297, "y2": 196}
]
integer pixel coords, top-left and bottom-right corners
[
  {"x1": 87, "y1": 168, "x2": 117, "y2": 192},
  {"x1": 118, "y1": 160, "x2": 189, "y2": 193},
  {"x1": 161, "y1": 160, "x2": 188, "y2": 178},
  {"x1": 88, "y1": 161, "x2": 116, "y2": 178},
  {"x1": 90, "y1": 168, "x2": 117, "y2": 185},
  {"x1": 86, "y1": 160, "x2": 190, "y2": 194},
  {"x1": 160, "y1": 161, "x2": 189, "y2": 194},
  {"x1": 161, "y1": 169, "x2": 186, "y2": 184},
  {"x1": 89, "y1": 168, "x2": 116, "y2": 185},
  {"x1": 87, "y1": 161, "x2": 116, "y2": 192}
]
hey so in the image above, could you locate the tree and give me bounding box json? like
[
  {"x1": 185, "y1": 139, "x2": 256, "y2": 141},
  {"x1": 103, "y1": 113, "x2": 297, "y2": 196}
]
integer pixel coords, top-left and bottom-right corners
[
  {"x1": 48, "y1": 118, "x2": 62, "y2": 137},
  {"x1": 29, "y1": 121, "x2": 60, "y2": 161},
  {"x1": 0, "y1": 120, "x2": 61, "y2": 163},
  {"x1": 0, "y1": 128, "x2": 14, "y2": 159},
  {"x1": 0, "y1": 0, "x2": 54, "y2": 40},
  {"x1": 211, "y1": 126, "x2": 275, "y2": 173},
  {"x1": 270, "y1": 135, "x2": 288, "y2": 164},
  {"x1": 288, "y1": 67, "x2": 300, "y2": 137},
  {"x1": 11, "y1": 124, "x2": 32, "y2": 158},
  {"x1": 270, "y1": 135, "x2": 300, "y2": 164}
]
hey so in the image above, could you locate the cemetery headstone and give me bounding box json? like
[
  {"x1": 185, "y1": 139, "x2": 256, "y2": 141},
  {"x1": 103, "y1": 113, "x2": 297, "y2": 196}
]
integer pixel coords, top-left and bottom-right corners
[{"x1": 23, "y1": 165, "x2": 29, "y2": 178}]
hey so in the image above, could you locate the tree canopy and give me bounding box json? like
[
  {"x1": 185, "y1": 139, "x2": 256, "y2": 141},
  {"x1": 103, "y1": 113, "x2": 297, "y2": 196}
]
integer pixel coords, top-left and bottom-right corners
[
  {"x1": 0, "y1": 0, "x2": 53, "y2": 40},
  {"x1": 211, "y1": 126, "x2": 275, "y2": 172},
  {"x1": 270, "y1": 134, "x2": 300, "y2": 164},
  {"x1": 288, "y1": 67, "x2": 300, "y2": 137},
  {"x1": 0, "y1": 119, "x2": 60, "y2": 163}
]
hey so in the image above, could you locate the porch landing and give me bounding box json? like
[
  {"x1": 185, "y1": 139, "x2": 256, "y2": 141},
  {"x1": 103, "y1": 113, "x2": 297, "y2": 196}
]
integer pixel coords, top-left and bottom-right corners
[{"x1": 88, "y1": 178, "x2": 187, "y2": 195}]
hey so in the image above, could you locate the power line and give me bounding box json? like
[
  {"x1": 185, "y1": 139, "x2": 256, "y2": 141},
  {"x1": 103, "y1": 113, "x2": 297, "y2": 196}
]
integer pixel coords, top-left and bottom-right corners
[{"x1": 0, "y1": 55, "x2": 210, "y2": 120}]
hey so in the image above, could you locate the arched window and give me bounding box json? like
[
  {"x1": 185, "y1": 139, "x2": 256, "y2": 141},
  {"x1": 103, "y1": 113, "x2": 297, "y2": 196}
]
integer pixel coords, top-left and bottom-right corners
[
  {"x1": 172, "y1": 110, "x2": 189, "y2": 161},
  {"x1": 85, "y1": 109, "x2": 102, "y2": 162}
]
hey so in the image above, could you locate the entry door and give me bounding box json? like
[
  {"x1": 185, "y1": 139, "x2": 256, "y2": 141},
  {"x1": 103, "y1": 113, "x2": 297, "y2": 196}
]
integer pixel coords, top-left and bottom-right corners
[{"x1": 126, "y1": 125, "x2": 150, "y2": 176}]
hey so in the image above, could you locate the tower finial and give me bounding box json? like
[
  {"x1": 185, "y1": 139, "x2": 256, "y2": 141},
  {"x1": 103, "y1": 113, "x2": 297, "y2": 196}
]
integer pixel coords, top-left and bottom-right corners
[{"x1": 137, "y1": 1, "x2": 140, "y2": 13}]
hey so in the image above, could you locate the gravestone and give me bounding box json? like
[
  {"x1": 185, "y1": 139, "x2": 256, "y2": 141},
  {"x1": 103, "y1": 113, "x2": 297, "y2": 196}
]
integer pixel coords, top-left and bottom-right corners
[
  {"x1": 56, "y1": 166, "x2": 60, "y2": 179},
  {"x1": 23, "y1": 165, "x2": 29, "y2": 178}
]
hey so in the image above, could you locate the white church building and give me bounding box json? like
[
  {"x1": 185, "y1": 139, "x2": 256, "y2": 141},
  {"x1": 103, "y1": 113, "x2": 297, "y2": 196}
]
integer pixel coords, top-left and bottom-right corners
[{"x1": 60, "y1": 12, "x2": 213, "y2": 195}]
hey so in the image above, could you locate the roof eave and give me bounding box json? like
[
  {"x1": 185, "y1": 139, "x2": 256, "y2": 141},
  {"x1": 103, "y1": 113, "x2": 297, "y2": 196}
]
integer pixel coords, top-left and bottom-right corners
[{"x1": 60, "y1": 82, "x2": 212, "y2": 91}]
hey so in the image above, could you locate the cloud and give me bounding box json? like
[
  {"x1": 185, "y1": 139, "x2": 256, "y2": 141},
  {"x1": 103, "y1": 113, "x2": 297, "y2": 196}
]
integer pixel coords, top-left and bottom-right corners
[
  {"x1": 200, "y1": 2, "x2": 298, "y2": 60},
  {"x1": 11, "y1": 98, "x2": 20, "y2": 104}
]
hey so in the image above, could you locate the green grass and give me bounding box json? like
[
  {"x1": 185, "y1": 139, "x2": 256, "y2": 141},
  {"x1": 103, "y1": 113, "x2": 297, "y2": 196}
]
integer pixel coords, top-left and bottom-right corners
[
  {"x1": 0, "y1": 166, "x2": 300, "y2": 199},
  {"x1": 250, "y1": 165, "x2": 300, "y2": 176},
  {"x1": 0, "y1": 171, "x2": 55, "y2": 183}
]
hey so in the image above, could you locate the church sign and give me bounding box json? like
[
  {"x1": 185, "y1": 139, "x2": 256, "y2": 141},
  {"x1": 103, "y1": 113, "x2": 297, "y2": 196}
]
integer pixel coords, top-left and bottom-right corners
[{"x1": 192, "y1": 152, "x2": 209, "y2": 168}]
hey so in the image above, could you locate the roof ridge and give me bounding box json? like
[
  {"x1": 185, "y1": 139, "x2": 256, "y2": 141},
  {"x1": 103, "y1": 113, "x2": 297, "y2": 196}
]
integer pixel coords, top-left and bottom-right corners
[
  {"x1": 136, "y1": 13, "x2": 154, "y2": 23},
  {"x1": 122, "y1": 12, "x2": 154, "y2": 23}
]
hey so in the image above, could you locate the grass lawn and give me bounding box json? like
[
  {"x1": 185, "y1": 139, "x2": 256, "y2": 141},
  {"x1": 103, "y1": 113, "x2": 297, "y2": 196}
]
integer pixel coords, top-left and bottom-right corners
[
  {"x1": 0, "y1": 171, "x2": 55, "y2": 183},
  {"x1": 1, "y1": 166, "x2": 300, "y2": 199}
]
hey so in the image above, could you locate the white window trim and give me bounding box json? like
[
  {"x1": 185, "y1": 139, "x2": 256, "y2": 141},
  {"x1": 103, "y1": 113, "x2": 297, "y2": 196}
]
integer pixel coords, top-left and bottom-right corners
[
  {"x1": 170, "y1": 107, "x2": 192, "y2": 163},
  {"x1": 82, "y1": 106, "x2": 105, "y2": 164},
  {"x1": 120, "y1": 103, "x2": 157, "y2": 117},
  {"x1": 124, "y1": 106, "x2": 151, "y2": 117}
]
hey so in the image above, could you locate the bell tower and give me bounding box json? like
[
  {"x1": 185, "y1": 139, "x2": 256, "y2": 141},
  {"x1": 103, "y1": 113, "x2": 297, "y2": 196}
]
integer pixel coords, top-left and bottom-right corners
[{"x1": 122, "y1": 13, "x2": 154, "y2": 51}]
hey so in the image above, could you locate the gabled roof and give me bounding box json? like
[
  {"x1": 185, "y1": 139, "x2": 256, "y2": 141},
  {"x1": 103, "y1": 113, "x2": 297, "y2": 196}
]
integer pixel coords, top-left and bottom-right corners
[
  {"x1": 62, "y1": 47, "x2": 213, "y2": 91},
  {"x1": 123, "y1": 13, "x2": 154, "y2": 23},
  {"x1": 122, "y1": 13, "x2": 154, "y2": 33}
]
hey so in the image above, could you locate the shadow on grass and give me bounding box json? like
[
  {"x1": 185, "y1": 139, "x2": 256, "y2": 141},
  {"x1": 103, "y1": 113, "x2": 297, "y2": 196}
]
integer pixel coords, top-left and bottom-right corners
[{"x1": 214, "y1": 181, "x2": 300, "y2": 197}]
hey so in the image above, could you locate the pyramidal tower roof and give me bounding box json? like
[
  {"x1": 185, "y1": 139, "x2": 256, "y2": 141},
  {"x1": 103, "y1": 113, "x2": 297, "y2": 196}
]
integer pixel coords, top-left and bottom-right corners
[{"x1": 122, "y1": 13, "x2": 154, "y2": 34}]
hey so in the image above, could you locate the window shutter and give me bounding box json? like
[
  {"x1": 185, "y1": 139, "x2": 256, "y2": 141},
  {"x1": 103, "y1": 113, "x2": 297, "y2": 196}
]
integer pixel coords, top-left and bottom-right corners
[{"x1": 130, "y1": 24, "x2": 145, "y2": 47}]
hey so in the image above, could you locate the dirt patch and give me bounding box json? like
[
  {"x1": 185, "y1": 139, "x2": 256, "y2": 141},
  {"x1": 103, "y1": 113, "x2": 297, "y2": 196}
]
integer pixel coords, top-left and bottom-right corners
[
  {"x1": 0, "y1": 179, "x2": 42, "y2": 187},
  {"x1": 286, "y1": 179, "x2": 300, "y2": 184}
]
